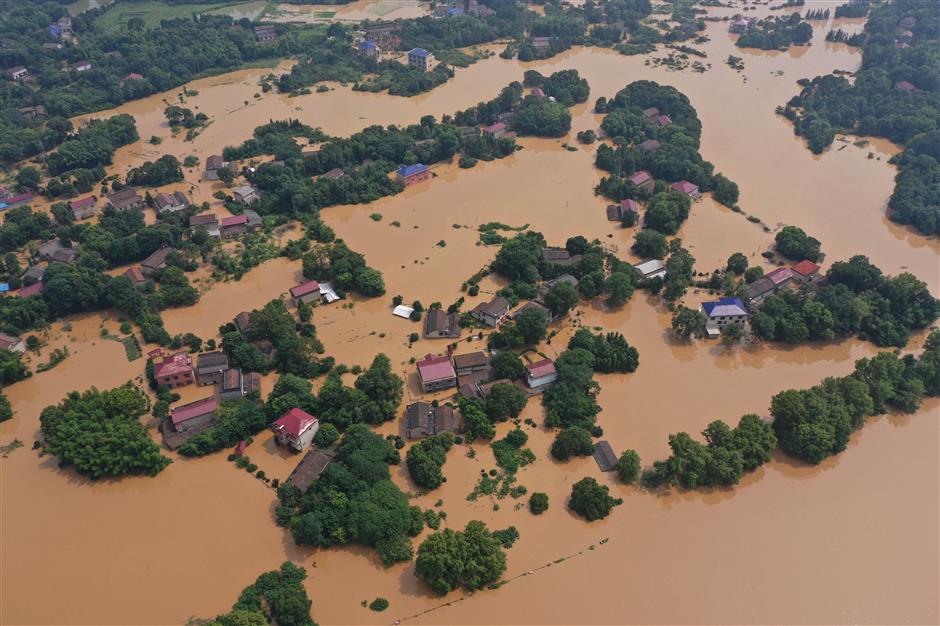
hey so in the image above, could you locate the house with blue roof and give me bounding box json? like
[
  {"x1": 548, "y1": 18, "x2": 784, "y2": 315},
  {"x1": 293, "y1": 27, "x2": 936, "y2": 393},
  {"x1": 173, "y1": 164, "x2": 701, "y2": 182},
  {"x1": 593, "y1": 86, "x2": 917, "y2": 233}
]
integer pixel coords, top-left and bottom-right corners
[
  {"x1": 397, "y1": 164, "x2": 430, "y2": 186},
  {"x1": 358, "y1": 40, "x2": 380, "y2": 57},
  {"x1": 407, "y1": 48, "x2": 436, "y2": 71},
  {"x1": 702, "y1": 297, "x2": 748, "y2": 337}
]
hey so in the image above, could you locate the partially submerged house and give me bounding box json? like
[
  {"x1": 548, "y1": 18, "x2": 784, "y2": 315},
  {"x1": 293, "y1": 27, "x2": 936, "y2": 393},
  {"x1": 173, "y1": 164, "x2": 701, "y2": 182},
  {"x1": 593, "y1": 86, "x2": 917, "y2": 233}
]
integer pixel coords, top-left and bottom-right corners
[
  {"x1": 289, "y1": 280, "x2": 321, "y2": 305},
  {"x1": 195, "y1": 351, "x2": 229, "y2": 385},
  {"x1": 702, "y1": 297, "x2": 748, "y2": 337},
  {"x1": 593, "y1": 441, "x2": 618, "y2": 472},
  {"x1": 791, "y1": 260, "x2": 821, "y2": 284},
  {"x1": 405, "y1": 401, "x2": 460, "y2": 439},
  {"x1": 627, "y1": 170, "x2": 654, "y2": 193},
  {"x1": 407, "y1": 47, "x2": 435, "y2": 71},
  {"x1": 0, "y1": 333, "x2": 26, "y2": 353},
  {"x1": 169, "y1": 397, "x2": 218, "y2": 433},
  {"x1": 541, "y1": 247, "x2": 580, "y2": 267},
  {"x1": 424, "y1": 309, "x2": 461, "y2": 338},
  {"x1": 633, "y1": 259, "x2": 666, "y2": 280},
  {"x1": 141, "y1": 246, "x2": 172, "y2": 277},
  {"x1": 638, "y1": 139, "x2": 660, "y2": 152},
  {"x1": 671, "y1": 180, "x2": 700, "y2": 199},
  {"x1": 453, "y1": 351, "x2": 490, "y2": 377},
  {"x1": 482, "y1": 122, "x2": 509, "y2": 138},
  {"x1": 123, "y1": 266, "x2": 148, "y2": 287},
  {"x1": 219, "y1": 369, "x2": 262, "y2": 400},
  {"x1": 234, "y1": 311, "x2": 252, "y2": 335},
  {"x1": 151, "y1": 349, "x2": 195, "y2": 388},
  {"x1": 106, "y1": 189, "x2": 143, "y2": 212},
  {"x1": 273, "y1": 408, "x2": 319, "y2": 452},
  {"x1": 470, "y1": 296, "x2": 510, "y2": 328},
  {"x1": 233, "y1": 185, "x2": 260, "y2": 205},
  {"x1": 416, "y1": 353, "x2": 457, "y2": 392},
  {"x1": 154, "y1": 191, "x2": 188, "y2": 214},
  {"x1": 607, "y1": 198, "x2": 638, "y2": 221},
  {"x1": 287, "y1": 448, "x2": 336, "y2": 492},
  {"x1": 204, "y1": 155, "x2": 224, "y2": 180},
  {"x1": 68, "y1": 196, "x2": 97, "y2": 220},
  {"x1": 220, "y1": 215, "x2": 248, "y2": 239},
  {"x1": 525, "y1": 359, "x2": 557, "y2": 389},
  {"x1": 190, "y1": 214, "x2": 221, "y2": 238},
  {"x1": 397, "y1": 163, "x2": 430, "y2": 186}
]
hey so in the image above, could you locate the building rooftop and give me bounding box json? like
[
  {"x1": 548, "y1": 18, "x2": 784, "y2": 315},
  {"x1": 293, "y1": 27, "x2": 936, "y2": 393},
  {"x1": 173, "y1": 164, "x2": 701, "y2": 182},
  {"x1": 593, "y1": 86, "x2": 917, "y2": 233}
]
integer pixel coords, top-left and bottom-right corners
[
  {"x1": 593, "y1": 441, "x2": 618, "y2": 472},
  {"x1": 196, "y1": 351, "x2": 229, "y2": 371},
  {"x1": 526, "y1": 359, "x2": 556, "y2": 379},
  {"x1": 409, "y1": 47, "x2": 431, "y2": 57},
  {"x1": 273, "y1": 408, "x2": 318, "y2": 439},
  {"x1": 702, "y1": 297, "x2": 747, "y2": 318},
  {"x1": 153, "y1": 351, "x2": 193, "y2": 379},
  {"x1": 171, "y1": 397, "x2": 217, "y2": 427},
  {"x1": 417, "y1": 353, "x2": 456, "y2": 383},
  {"x1": 472, "y1": 296, "x2": 510, "y2": 316},
  {"x1": 764, "y1": 267, "x2": 794, "y2": 286},
  {"x1": 290, "y1": 280, "x2": 321, "y2": 298},
  {"x1": 671, "y1": 180, "x2": 699, "y2": 194},
  {"x1": 287, "y1": 449, "x2": 335, "y2": 492},
  {"x1": 627, "y1": 170, "x2": 653, "y2": 185},
  {"x1": 791, "y1": 260, "x2": 821, "y2": 277},
  {"x1": 397, "y1": 163, "x2": 428, "y2": 178},
  {"x1": 68, "y1": 196, "x2": 96, "y2": 211},
  {"x1": 453, "y1": 351, "x2": 489, "y2": 370}
]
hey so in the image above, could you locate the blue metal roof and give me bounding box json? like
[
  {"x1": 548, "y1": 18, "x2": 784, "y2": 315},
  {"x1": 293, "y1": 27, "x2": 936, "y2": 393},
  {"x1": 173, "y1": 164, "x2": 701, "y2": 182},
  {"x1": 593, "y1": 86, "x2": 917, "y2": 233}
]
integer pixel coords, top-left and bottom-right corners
[
  {"x1": 359, "y1": 40, "x2": 377, "y2": 50},
  {"x1": 0, "y1": 283, "x2": 9, "y2": 293},
  {"x1": 398, "y1": 164, "x2": 428, "y2": 178},
  {"x1": 409, "y1": 48, "x2": 431, "y2": 57},
  {"x1": 702, "y1": 297, "x2": 746, "y2": 318}
]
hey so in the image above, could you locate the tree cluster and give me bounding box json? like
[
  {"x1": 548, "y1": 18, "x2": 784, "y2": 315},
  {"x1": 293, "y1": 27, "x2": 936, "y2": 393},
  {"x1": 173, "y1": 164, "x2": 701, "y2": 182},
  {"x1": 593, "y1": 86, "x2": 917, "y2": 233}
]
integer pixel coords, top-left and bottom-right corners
[
  {"x1": 415, "y1": 520, "x2": 508, "y2": 595},
  {"x1": 406, "y1": 433, "x2": 455, "y2": 490},
  {"x1": 39, "y1": 383, "x2": 171, "y2": 478},
  {"x1": 752, "y1": 255, "x2": 939, "y2": 347},
  {"x1": 279, "y1": 424, "x2": 424, "y2": 565}
]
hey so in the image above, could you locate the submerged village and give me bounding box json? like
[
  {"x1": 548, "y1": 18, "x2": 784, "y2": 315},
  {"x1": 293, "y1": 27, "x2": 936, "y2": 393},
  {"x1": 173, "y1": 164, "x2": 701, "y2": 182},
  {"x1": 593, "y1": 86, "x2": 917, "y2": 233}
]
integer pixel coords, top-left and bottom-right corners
[{"x1": 1, "y1": 1, "x2": 939, "y2": 625}]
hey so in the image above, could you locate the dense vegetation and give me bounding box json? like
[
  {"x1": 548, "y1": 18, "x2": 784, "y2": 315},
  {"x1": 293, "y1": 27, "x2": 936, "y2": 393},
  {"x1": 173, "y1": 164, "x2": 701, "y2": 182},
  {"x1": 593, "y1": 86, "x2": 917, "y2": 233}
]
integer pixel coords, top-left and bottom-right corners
[
  {"x1": 641, "y1": 414, "x2": 777, "y2": 488},
  {"x1": 207, "y1": 561, "x2": 316, "y2": 626},
  {"x1": 414, "y1": 520, "x2": 508, "y2": 595},
  {"x1": 774, "y1": 225, "x2": 822, "y2": 262},
  {"x1": 736, "y1": 13, "x2": 813, "y2": 50},
  {"x1": 406, "y1": 433, "x2": 454, "y2": 490},
  {"x1": 780, "y1": 1, "x2": 940, "y2": 234},
  {"x1": 752, "y1": 255, "x2": 938, "y2": 347},
  {"x1": 644, "y1": 333, "x2": 940, "y2": 487},
  {"x1": 0, "y1": 3, "x2": 320, "y2": 164},
  {"x1": 569, "y1": 477, "x2": 622, "y2": 521},
  {"x1": 277, "y1": 425, "x2": 424, "y2": 565},
  {"x1": 39, "y1": 383, "x2": 171, "y2": 478}
]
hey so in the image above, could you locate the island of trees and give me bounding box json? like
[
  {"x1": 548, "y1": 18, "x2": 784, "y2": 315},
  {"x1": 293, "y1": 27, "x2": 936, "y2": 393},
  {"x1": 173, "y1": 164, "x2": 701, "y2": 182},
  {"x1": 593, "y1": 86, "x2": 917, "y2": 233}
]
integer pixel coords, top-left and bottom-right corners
[{"x1": 780, "y1": 1, "x2": 940, "y2": 235}]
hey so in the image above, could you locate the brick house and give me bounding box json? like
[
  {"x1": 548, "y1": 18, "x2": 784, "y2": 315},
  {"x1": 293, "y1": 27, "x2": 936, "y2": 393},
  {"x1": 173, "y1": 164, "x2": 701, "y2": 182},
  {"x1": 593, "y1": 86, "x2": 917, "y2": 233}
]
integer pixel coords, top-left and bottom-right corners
[
  {"x1": 151, "y1": 350, "x2": 195, "y2": 388},
  {"x1": 416, "y1": 353, "x2": 457, "y2": 392},
  {"x1": 397, "y1": 163, "x2": 430, "y2": 186}
]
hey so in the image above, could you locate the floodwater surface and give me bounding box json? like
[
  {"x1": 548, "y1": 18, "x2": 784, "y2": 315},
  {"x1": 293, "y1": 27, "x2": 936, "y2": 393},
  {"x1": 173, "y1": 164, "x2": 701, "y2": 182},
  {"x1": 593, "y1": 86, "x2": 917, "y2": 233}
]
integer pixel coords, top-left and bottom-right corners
[{"x1": 2, "y1": 2, "x2": 938, "y2": 625}]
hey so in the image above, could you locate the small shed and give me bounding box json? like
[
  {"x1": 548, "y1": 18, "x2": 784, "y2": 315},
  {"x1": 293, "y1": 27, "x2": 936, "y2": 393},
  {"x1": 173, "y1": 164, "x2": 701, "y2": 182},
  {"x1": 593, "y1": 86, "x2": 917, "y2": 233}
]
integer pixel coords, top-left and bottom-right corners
[{"x1": 393, "y1": 305, "x2": 415, "y2": 319}]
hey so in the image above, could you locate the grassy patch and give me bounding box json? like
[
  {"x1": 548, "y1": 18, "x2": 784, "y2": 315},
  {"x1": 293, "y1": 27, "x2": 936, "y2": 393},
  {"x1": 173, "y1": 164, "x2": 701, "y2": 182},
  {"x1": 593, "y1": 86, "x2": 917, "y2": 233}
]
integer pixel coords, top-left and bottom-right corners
[
  {"x1": 102, "y1": 331, "x2": 143, "y2": 361},
  {"x1": 94, "y1": 1, "x2": 260, "y2": 30}
]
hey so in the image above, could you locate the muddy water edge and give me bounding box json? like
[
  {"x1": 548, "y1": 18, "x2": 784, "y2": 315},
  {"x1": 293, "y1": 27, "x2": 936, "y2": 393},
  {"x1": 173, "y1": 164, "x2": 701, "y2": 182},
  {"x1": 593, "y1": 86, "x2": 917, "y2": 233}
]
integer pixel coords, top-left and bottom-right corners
[{"x1": 2, "y1": 2, "x2": 938, "y2": 625}]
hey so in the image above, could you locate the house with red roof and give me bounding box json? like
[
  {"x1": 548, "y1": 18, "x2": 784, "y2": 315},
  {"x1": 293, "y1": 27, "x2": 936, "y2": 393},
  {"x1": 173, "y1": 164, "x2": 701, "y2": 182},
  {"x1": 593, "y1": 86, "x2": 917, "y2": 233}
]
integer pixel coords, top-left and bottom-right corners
[
  {"x1": 68, "y1": 195, "x2": 97, "y2": 220},
  {"x1": 895, "y1": 80, "x2": 916, "y2": 93},
  {"x1": 627, "y1": 170, "x2": 654, "y2": 193},
  {"x1": 671, "y1": 180, "x2": 700, "y2": 199},
  {"x1": 273, "y1": 408, "x2": 320, "y2": 452},
  {"x1": 764, "y1": 267, "x2": 794, "y2": 287},
  {"x1": 653, "y1": 114, "x2": 672, "y2": 127},
  {"x1": 416, "y1": 353, "x2": 457, "y2": 392},
  {"x1": 170, "y1": 397, "x2": 218, "y2": 433},
  {"x1": 123, "y1": 266, "x2": 148, "y2": 287},
  {"x1": 16, "y1": 282, "x2": 45, "y2": 298},
  {"x1": 525, "y1": 359, "x2": 557, "y2": 389},
  {"x1": 482, "y1": 122, "x2": 508, "y2": 138},
  {"x1": 289, "y1": 280, "x2": 321, "y2": 305},
  {"x1": 791, "y1": 260, "x2": 821, "y2": 284},
  {"x1": 221, "y1": 214, "x2": 248, "y2": 239},
  {"x1": 0, "y1": 332, "x2": 26, "y2": 353},
  {"x1": 151, "y1": 349, "x2": 195, "y2": 388}
]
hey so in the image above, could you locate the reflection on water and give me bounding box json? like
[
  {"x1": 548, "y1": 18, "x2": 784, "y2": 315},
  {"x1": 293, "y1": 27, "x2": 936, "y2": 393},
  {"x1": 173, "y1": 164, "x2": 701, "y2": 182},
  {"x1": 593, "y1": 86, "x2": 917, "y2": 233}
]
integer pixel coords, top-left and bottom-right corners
[{"x1": 2, "y1": 2, "x2": 938, "y2": 625}]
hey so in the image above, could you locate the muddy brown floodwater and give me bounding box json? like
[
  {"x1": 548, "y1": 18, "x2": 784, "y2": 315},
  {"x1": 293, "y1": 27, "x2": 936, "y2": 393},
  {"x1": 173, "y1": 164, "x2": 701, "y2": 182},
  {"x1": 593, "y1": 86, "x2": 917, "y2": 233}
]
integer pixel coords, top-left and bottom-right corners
[{"x1": 2, "y1": 2, "x2": 938, "y2": 625}]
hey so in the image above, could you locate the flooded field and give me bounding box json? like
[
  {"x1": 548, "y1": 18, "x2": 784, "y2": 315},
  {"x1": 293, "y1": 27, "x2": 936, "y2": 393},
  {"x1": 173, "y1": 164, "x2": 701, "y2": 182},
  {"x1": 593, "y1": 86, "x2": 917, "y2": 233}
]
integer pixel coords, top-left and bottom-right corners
[{"x1": 2, "y1": 2, "x2": 938, "y2": 625}]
